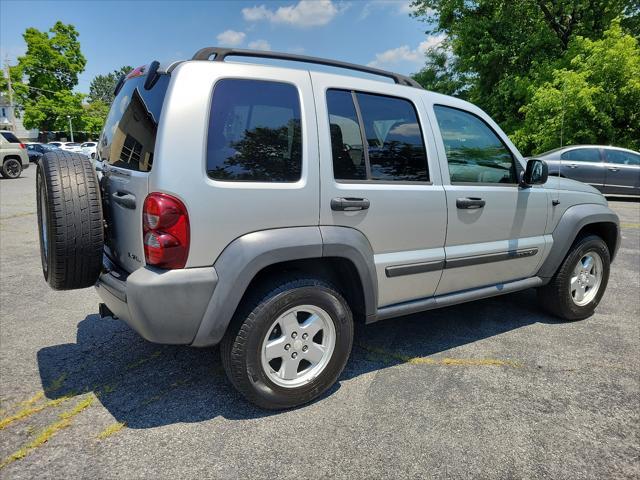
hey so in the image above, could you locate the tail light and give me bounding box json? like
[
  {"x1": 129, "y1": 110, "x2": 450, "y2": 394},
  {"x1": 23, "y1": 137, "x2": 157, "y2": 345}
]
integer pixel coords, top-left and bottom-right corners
[
  {"x1": 143, "y1": 193, "x2": 190, "y2": 269},
  {"x1": 19, "y1": 143, "x2": 25, "y2": 149}
]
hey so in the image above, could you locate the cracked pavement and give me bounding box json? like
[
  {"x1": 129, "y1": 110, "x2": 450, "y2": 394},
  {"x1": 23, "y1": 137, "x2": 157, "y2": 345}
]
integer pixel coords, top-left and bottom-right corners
[{"x1": 1, "y1": 168, "x2": 639, "y2": 479}]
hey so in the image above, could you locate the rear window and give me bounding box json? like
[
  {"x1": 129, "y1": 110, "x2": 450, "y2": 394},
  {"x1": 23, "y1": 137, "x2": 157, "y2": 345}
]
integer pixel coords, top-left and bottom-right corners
[
  {"x1": 97, "y1": 73, "x2": 170, "y2": 172},
  {"x1": 561, "y1": 148, "x2": 601, "y2": 162},
  {"x1": 206, "y1": 79, "x2": 302, "y2": 182},
  {"x1": 1, "y1": 132, "x2": 21, "y2": 143}
]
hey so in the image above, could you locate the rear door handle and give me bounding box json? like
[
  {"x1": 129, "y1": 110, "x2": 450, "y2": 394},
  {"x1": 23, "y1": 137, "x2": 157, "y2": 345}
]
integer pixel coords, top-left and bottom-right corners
[
  {"x1": 567, "y1": 163, "x2": 578, "y2": 168},
  {"x1": 608, "y1": 167, "x2": 619, "y2": 172},
  {"x1": 331, "y1": 197, "x2": 370, "y2": 211},
  {"x1": 456, "y1": 197, "x2": 485, "y2": 209},
  {"x1": 112, "y1": 191, "x2": 136, "y2": 209}
]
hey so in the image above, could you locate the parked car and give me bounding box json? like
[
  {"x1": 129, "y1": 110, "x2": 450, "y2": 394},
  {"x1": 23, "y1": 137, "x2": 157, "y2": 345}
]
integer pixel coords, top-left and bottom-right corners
[
  {"x1": 536, "y1": 145, "x2": 640, "y2": 196},
  {"x1": 35, "y1": 48, "x2": 620, "y2": 409},
  {"x1": 48, "y1": 141, "x2": 82, "y2": 153},
  {"x1": 0, "y1": 130, "x2": 29, "y2": 179},
  {"x1": 26, "y1": 143, "x2": 60, "y2": 163},
  {"x1": 80, "y1": 141, "x2": 97, "y2": 159}
]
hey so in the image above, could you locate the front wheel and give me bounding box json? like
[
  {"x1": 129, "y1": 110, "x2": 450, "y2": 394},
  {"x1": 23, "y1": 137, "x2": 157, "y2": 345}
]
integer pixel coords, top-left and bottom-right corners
[
  {"x1": 1, "y1": 158, "x2": 22, "y2": 179},
  {"x1": 221, "y1": 277, "x2": 353, "y2": 410},
  {"x1": 538, "y1": 235, "x2": 610, "y2": 320}
]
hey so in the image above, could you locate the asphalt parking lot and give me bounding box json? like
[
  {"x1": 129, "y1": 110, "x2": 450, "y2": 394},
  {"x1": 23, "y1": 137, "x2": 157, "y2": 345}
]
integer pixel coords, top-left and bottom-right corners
[{"x1": 1, "y1": 167, "x2": 638, "y2": 479}]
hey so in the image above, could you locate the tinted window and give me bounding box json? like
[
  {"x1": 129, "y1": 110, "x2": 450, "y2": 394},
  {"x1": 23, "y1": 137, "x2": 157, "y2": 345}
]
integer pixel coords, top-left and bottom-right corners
[
  {"x1": 434, "y1": 105, "x2": 516, "y2": 184},
  {"x1": 358, "y1": 92, "x2": 428, "y2": 181},
  {"x1": 207, "y1": 79, "x2": 302, "y2": 182},
  {"x1": 605, "y1": 149, "x2": 640, "y2": 166},
  {"x1": 327, "y1": 90, "x2": 367, "y2": 180},
  {"x1": 98, "y1": 73, "x2": 170, "y2": 172},
  {"x1": 561, "y1": 148, "x2": 600, "y2": 162},
  {"x1": 327, "y1": 90, "x2": 428, "y2": 182},
  {"x1": 1, "y1": 132, "x2": 21, "y2": 143}
]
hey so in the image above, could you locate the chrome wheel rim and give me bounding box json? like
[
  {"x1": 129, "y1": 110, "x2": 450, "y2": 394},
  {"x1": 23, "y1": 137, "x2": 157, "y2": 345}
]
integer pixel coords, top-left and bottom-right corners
[
  {"x1": 570, "y1": 251, "x2": 603, "y2": 306},
  {"x1": 261, "y1": 305, "x2": 336, "y2": 388}
]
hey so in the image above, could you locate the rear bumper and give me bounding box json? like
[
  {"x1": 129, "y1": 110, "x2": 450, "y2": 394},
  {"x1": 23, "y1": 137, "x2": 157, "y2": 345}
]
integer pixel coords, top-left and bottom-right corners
[{"x1": 96, "y1": 255, "x2": 218, "y2": 344}]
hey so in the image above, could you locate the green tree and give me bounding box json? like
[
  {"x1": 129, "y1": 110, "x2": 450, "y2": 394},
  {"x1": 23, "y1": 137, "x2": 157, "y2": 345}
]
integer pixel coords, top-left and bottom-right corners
[
  {"x1": 410, "y1": 0, "x2": 638, "y2": 140},
  {"x1": 514, "y1": 20, "x2": 640, "y2": 153},
  {"x1": 88, "y1": 66, "x2": 132, "y2": 104},
  {"x1": 4, "y1": 21, "x2": 87, "y2": 132}
]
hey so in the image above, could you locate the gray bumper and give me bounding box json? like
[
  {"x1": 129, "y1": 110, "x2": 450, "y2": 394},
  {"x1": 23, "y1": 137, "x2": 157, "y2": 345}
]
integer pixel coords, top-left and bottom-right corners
[{"x1": 96, "y1": 257, "x2": 218, "y2": 344}]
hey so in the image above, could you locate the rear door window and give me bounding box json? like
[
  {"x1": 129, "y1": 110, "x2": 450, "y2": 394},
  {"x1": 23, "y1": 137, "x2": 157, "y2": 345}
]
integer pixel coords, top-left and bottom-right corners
[
  {"x1": 97, "y1": 73, "x2": 170, "y2": 172},
  {"x1": 561, "y1": 148, "x2": 601, "y2": 162},
  {"x1": 1, "y1": 132, "x2": 21, "y2": 143},
  {"x1": 207, "y1": 79, "x2": 302, "y2": 182}
]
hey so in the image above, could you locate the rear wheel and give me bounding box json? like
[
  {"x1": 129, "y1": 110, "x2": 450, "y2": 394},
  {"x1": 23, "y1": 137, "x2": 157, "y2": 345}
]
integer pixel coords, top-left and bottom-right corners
[
  {"x1": 1, "y1": 158, "x2": 22, "y2": 179},
  {"x1": 221, "y1": 276, "x2": 353, "y2": 409},
  {"x1": 538, "y1": 235, "x2": 610, "y2": 320},
  {"x1": 37, "y1": 150, "x2": 104, "y2": 290}
]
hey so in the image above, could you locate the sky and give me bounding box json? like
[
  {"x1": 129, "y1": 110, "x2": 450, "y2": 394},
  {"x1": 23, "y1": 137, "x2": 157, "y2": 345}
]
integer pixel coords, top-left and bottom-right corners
[{"x1": 0, "y1": 0, "x2": 440, "y2": 94}]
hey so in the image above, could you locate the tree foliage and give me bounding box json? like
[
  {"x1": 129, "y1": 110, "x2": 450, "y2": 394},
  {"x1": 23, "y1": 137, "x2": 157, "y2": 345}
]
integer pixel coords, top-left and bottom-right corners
[
  {"x1": 411, "y1": 0, "x2": 640, "y2": 154},
  {"x1": 88, "y1": 66, "x2": 132, "y2": 104}
]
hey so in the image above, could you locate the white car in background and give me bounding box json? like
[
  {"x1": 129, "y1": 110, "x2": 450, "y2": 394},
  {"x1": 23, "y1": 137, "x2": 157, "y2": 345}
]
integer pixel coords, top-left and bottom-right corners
[
  {"x1": 48, "y1": 141, "x2": 82, "y2": 153},
  {"x1": 80, "y1": 142, "x2": 97, "y2": 159}
]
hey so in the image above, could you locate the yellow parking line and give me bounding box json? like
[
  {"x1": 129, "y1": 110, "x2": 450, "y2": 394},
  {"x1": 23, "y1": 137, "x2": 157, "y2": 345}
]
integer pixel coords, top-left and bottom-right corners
[
  {"x1": 96, "y1": 422, "x2": 126, "y2": 440},
  {"x1": 357, "y1": 343, "x2": 521, "y2": 368},
  {"x1": 620, "y1": 222, "x2": 640, "y2": 228},
  {"x1": 0, "y1": 396, "x2": 72, "y2": 431},
  {"x1": 0, "y1": 395, "x2": 94, "y2": 470}
]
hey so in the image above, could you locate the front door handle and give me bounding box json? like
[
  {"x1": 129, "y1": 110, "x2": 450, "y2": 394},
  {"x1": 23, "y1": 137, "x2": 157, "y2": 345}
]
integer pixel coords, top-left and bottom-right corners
[
  {"x1": 608, "y1": 167, "x2": 619, "y2": 172},
  {"x1": 456, "y1": 197, "x2": 485, "y2": 209},
  {"x1": 331, "y1": 197, "x2": 370, "y2": 211},
  {"x1": 112, "y1": 191, "x2": 136, "y2": 209}
]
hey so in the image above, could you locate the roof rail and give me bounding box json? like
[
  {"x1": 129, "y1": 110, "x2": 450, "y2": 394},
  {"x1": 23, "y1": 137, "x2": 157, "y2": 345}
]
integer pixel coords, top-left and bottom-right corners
[{"x1": 191, "y1": 47, "x2": 423, "y2": 89}]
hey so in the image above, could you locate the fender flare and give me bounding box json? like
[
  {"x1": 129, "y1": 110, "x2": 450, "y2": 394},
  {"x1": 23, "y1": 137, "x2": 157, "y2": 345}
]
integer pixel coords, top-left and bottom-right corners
[
  {"x1": 537, "y1": 203, "x2": 620, "y2": 279},
  {"x1": 191, "y1": 226, "x2": 377, "y2": 347}
]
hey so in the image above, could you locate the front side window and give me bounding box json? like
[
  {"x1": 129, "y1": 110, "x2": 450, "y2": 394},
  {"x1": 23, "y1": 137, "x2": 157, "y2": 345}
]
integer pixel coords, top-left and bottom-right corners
[
  {"x1": 207, "y1": 79, "x2": 302, "y2": 182},
  {"x1": 327, "y1": 89, "x2": 428, "y2": 182},
  {"x1": 561, "y1": 148, "x2": 601, "y2": 162},
  {"x1": 434, "y1": 105, "x2": 517, "y2": 184},
  {"x1": 604, "y1": 149, "x2": 640, "y2": 166}
]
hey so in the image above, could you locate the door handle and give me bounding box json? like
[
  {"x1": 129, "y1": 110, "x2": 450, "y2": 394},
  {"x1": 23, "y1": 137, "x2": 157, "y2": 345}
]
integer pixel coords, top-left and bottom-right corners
[
  {"x1": 456, "y1": 197, "x2": 485, "y2": 209},
  {"x1": 112, "y1": 191, "x2": 136, "y2": 209},
  {"x1": 567, "y1": 163, "x2": 578, "y2": 168},
  {"x1": 608, "y1": 167, "x2": 619, "y2": 172},
  {"x1": 331, "y1": 197, "x2": 370, "y2": 211}
]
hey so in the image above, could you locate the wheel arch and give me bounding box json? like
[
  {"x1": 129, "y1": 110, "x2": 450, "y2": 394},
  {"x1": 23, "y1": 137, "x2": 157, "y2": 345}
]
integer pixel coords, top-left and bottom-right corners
[
  {"x1": 537, "y1": 203, "x2": 620, "y2": 279},
  {"x1": 191, "y1": 226, "x2": 377, "y2": 347}
]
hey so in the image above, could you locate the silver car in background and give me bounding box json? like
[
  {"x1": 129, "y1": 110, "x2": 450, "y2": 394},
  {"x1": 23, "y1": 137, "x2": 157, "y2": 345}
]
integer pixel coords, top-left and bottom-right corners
[{"x1": 536, "y1": 145, "x2": 640, "y2": 196}]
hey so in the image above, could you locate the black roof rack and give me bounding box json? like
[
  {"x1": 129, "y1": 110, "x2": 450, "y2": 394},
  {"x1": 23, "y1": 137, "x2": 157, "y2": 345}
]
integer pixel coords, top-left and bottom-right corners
[{"x1": 192, "y1": 47, "x2": 423, "y2": 89}]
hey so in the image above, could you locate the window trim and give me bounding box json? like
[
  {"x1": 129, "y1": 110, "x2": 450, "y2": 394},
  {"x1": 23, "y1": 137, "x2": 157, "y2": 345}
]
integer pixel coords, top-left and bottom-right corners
[
  {"x1": 433, "y1": 103, "x2": 521, "y2": 186},
  {"x1": 205, "y1": 77, "x2": 305, "y2": 184},
  {"x1": 328, "y1": 88, "x2": 432, "y2": 185}
]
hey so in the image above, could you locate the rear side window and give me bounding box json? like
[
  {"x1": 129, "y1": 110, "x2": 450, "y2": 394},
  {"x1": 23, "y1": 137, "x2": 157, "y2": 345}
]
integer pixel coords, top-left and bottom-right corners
[
  {"x1": 1, "y1": 132, "x2": 21, "y2": 143},
  {"x1": 561, "y1": 148, "x2": 601, "y2": 162},
  {"x1": 207, "y1": 79, "x2": 302, "y2": 182},
  {"x1": 327, "y1": 89, "x2": 428, "y2": 182},
  {"x1": 97, "y1": 73, "x2": 170, "y2": 172},
  {"x1": 434, "y1": 105, "x2": 517, "y2": 184},
  {"x1": 604, "y1": 149, "x2": 640, "y2": 166}
]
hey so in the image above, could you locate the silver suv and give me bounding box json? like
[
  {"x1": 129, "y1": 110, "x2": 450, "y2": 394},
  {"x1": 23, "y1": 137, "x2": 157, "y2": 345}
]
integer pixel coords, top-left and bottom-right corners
[
  {"x1": 1, "y1": 130, "x2": 29, "y2": 179},
  {"x1": 36, "y1": 48, "x2": 620, "y2": 409}
]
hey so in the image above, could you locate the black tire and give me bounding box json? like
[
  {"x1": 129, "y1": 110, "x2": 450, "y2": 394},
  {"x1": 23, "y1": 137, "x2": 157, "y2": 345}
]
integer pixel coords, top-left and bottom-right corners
[
  {"x1": 2, "y1": 157, "x2": 22, "y2": 179},
  {"x1": 221, "y1": 276, "x2": 354, "y2": 410},
  {"x1": 538, "y1": 235, "x2": 610, "y2": 320},
  {"x1": 37, "y1": 150, "x2": 104, "y2": 290}
]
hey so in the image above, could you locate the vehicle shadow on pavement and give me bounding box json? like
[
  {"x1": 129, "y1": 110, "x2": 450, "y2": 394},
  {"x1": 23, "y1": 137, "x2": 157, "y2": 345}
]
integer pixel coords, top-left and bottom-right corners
[{"x1": 37, "y1": 288, "x2": 561, "y2": 427}]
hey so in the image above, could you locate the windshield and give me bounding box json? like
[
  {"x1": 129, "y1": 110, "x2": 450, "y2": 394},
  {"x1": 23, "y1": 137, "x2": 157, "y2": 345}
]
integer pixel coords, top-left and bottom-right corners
[{"x1": 97, "y1": 73, "x2": 170, "y2": 172}]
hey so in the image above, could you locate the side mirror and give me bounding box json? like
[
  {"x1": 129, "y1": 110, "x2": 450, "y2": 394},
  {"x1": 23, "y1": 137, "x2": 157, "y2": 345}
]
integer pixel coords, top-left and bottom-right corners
[{"x1": 520, "y1": 158, "x2": 548, "y2": 187}]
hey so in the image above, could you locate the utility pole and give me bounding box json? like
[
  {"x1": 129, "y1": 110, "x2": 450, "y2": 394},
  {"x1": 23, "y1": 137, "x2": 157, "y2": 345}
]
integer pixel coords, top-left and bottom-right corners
[
  {"x1": 4, "y1": 56, "x2": 15, "y2": 132},
  {"x1": 67, "y1": 115, "x2": 74, "y2": 142}
]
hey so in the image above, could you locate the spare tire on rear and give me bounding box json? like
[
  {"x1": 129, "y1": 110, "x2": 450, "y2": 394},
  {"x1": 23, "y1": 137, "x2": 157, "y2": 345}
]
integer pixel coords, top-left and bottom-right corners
[{"x1": 37, "y1": 150, "x2": 104, "y2": 290}]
